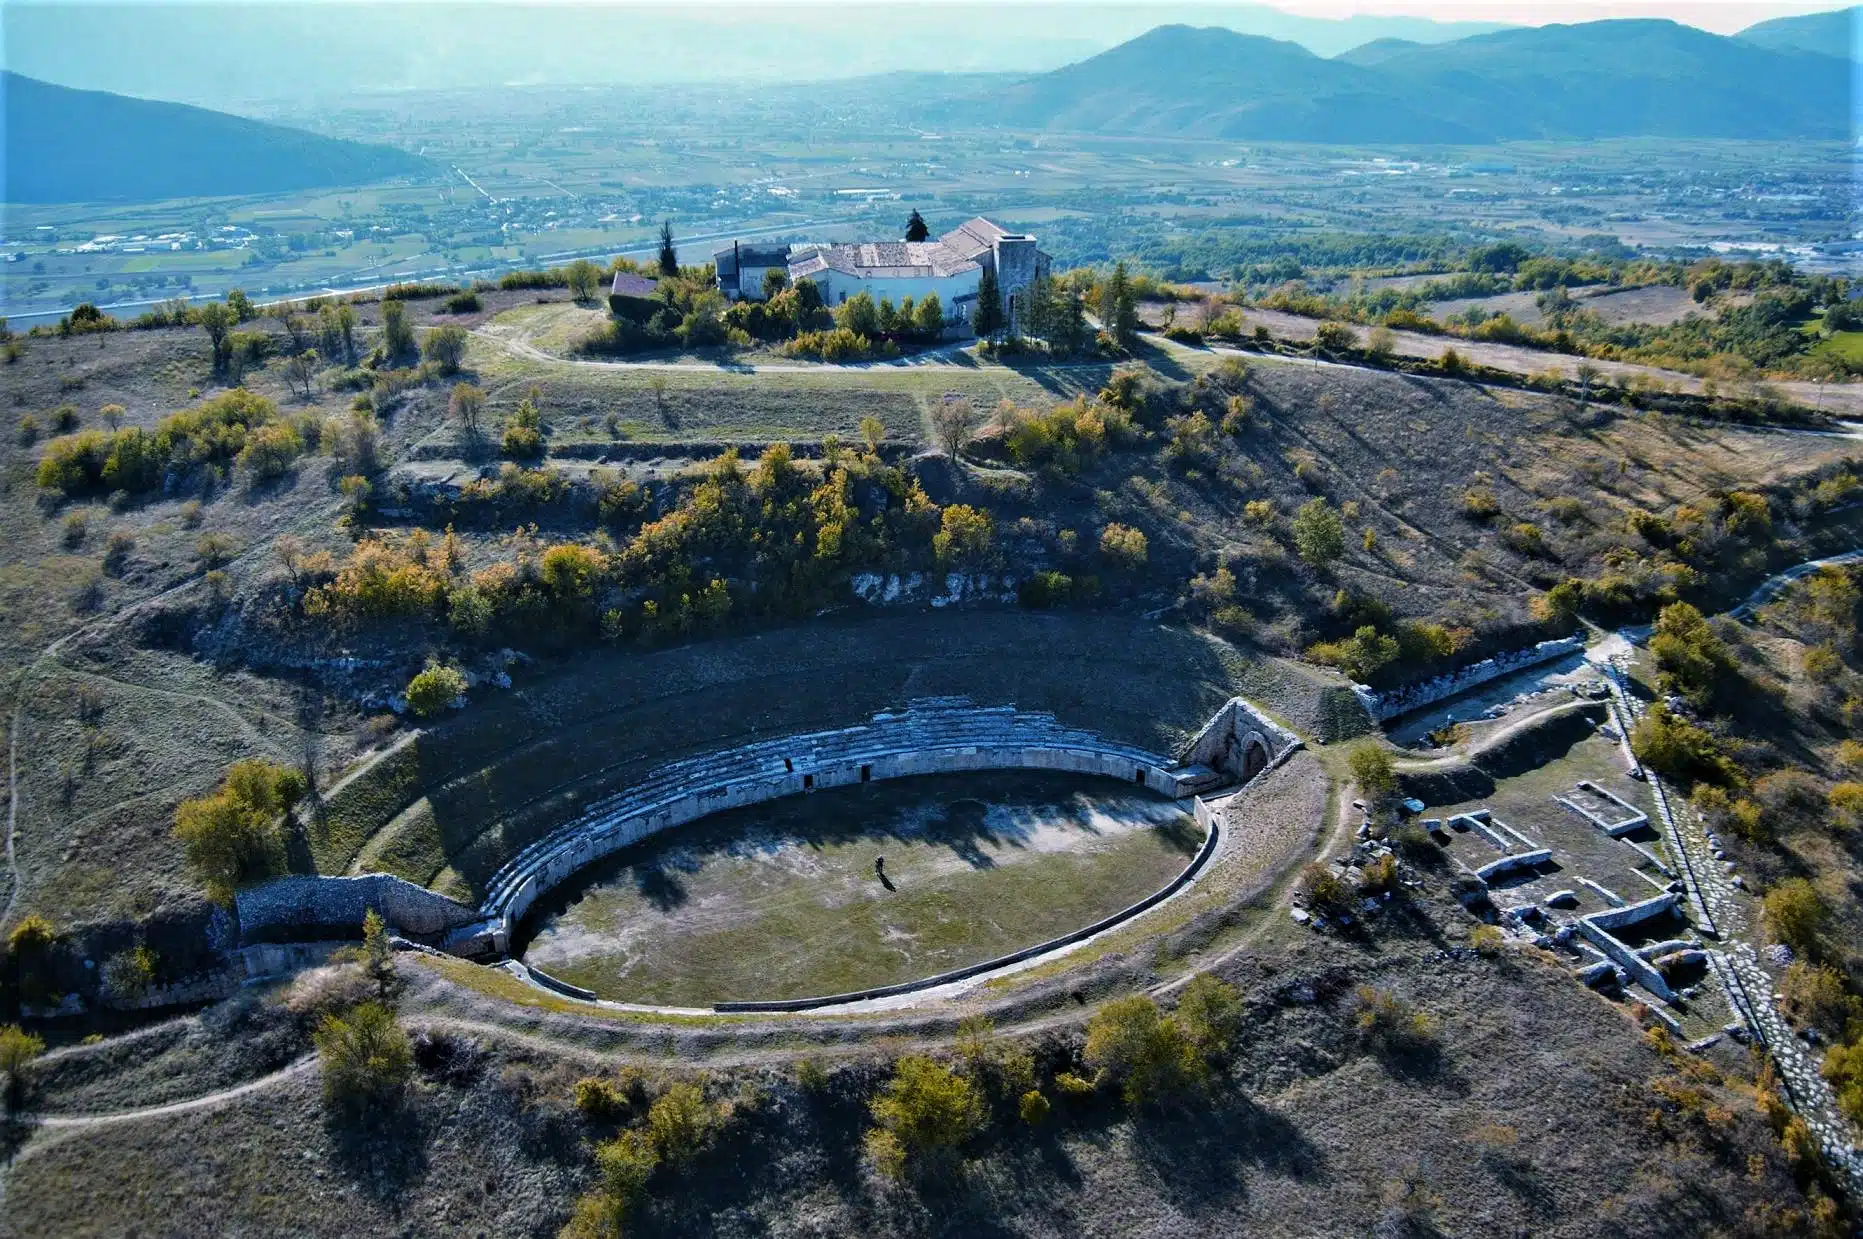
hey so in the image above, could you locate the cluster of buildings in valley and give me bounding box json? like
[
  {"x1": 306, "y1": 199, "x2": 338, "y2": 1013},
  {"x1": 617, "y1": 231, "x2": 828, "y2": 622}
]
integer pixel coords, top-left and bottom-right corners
[{"x1": 703, "y1": 215, "x2": 1050, "y2": 331}]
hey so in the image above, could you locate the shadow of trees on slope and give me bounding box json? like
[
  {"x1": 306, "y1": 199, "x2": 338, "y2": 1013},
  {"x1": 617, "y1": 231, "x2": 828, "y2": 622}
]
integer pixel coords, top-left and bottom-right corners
[
  {"x1": 521, "y1": 769, "x2": 1199, "y2": 923},
  {"x1": 625, "y1": 1073, "x2": 1325, "y2": 1239}
]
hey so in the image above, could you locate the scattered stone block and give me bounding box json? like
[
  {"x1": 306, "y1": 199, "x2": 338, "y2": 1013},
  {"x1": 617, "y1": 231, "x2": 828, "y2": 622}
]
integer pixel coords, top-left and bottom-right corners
[{"x1": 1545, "y1": 889, "x2": 1579, "y2": 909}]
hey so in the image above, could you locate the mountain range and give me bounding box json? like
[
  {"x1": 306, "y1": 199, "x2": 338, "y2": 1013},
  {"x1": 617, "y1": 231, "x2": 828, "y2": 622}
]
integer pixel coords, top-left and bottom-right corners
[
  {"x1": 1737, "y1": 5, "x2": 1861, "y2": 58},
  {"x1": 1, "y1": 3, "x2": 1508, "y2": 104},
  {"x1": 975, "y1": 19, "x2": 1855, "y2": 143},
  {"x1": 2, "y1": 72, "x2": 433, "y2": 204}
]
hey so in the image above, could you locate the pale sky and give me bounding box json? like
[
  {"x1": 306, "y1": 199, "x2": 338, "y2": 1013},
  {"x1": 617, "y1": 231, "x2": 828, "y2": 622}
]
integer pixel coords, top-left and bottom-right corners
[{"x1": 28, "y1": 0, "x2": 1848, "y2": 37}]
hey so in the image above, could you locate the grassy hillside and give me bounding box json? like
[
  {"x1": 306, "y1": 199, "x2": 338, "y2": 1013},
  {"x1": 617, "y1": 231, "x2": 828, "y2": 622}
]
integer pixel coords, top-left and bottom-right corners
[{"x1": 2, "y1": 72, "x2": 433, "y2": 203}]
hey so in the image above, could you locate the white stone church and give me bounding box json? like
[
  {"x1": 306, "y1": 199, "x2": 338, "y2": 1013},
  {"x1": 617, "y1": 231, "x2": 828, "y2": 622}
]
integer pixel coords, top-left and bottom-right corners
[{"x1": 712, "y1": 217, "x2": 1050, "y2": 331}]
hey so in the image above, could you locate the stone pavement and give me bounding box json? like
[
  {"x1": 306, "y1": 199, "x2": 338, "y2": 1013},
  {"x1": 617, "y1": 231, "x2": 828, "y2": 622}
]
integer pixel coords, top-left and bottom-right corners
[{"x1": 1598, "y1": 648, "x2": 1863, "y2": 1187}]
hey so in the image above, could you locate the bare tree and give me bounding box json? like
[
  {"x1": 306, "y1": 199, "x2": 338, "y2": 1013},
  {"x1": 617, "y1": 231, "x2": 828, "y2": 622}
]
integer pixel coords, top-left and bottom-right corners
[
  {"x1": 284, "y1": 348, "x2": 320, "y2": 400},
  {"x1": 1574, "y1": 361, "x2": 1601, "y2": 408},
  {"x1": 931, "y1": 395, "x2": 979, "y2": 462},
  {"x1": 282, "y1": 314, "x2": 312, "y2": 356},
  {"x1": 449, "y1": 382, "x2": 486, "y2": 436},
  {"x1": 649, "y1": 374, "x2": 672, "y2": 427}
]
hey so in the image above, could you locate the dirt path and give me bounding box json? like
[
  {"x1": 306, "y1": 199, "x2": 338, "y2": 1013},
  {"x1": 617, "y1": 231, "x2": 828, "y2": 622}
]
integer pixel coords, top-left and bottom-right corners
[
  {"x1": 23, "y1": 1055, "x2": 319, "y2": 1133},
  {"x1": 0, "y1": 514, "x2": 330, "y2": 928},
  {"x1": 1207, "y1": 307, "x2": 1863, "y2": 418},
  {"x1": 473, "y1": 322, "x2": 990, "y2": 375}
]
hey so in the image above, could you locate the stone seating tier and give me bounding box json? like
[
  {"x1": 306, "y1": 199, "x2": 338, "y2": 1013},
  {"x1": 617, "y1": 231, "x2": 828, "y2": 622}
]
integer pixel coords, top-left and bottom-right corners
[{"x1": 478, "y1": 699, "x2": 1190, "y2": 944}]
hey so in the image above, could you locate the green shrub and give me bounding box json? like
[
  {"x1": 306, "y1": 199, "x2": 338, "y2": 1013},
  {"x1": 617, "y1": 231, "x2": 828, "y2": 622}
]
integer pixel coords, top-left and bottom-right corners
[
  {"x1": 575, "y1": 1076, "x2": 633, "y2": 1121},
  {"x1": 1001, "y1": 399, "x2": 1114, "y2": 473},
  {"x1": 1175, "y1": 974, "x2": 1243, "y2": 1060},
  {"x1": 1018, "y1": 570, "x2": 1076, "y2": 609},
  {"x1": 1348, "y1": 743, "x2": 1397, "y2": 800},
  {"x1": 1083, "y1": 995, "x2": 1206, "y2": 1106},
  {"x1": 236, "y1": 420, "x2": 305, "y2": 482},
  {"x1": 6, "y1": 914, "x2": 55, "y2": 955},
  {"x1": 1470, "y1": 924, "x2": 1505, "y2": 957},
  {"x1": 405, "y1": 663, "x2": 467, "y2": 718},
  {"x1": 1292, "y1": 498, "x2": 1344, "y2": 566},
  {"x1": 1649, "y1": 602, "x2": 1736, "y2": 709},
  {"x1": 1299, "y1": 861, "x2": 1352, "y2": 916},
  {"x1": 933, "y1": 504, "x2": 994, "y2": 568},
  {"x1": 593, "y1": 1129, "x2": 658, "y2": 1217},
  {"x1": 867, "y1": 1055, "x2": 985, "y2": 1177},
  {"x1": 1762, "y1": 879, "x2": 1828, "y2": 956},
  {"x1": 102, "y1": 945, "x2": 157, "y2": 1000},
  {"x1": 314, "y1": 1000, "x2": 413, "y2": 1113},
  {"x1": 102, "y1": 529, "x2": 135, "y2": 575},
  {"x1": 1358, "y1": 853, "x2": 1399, "y2": 894},
  {"x1": 1823, "y1": 1039, "x2": 1863, "y2": 1126},
  {"x1": 1778, "y1": 962, "x2": 1863, "y2": 1039},
  {"x1": 1632, "y1": 702, "x2": 1739, "y2": 787},
  {"x1": 0, "y1": 1024, "x2": 46, "y2": 1109},
  {"x1": 954, "y1": 1016, "x2": 1035, "y2": 1100},
  {"x1": 423, "y1": 324, "x2": 469, "y2": 373},
  {"x1": 784, "y1": 327, "x2": 870, "y2": 362},
  {"x1": 1462, "y1": 487, "x2": 1500, "y2": 520},
  {"x1": 645, "y1": 1081, "x2": 718, "y2": 1162},
  {"x1": 380, "y1": 299, "x2": 416, "y2": 360},
  {"x1": 195, "y1": 532, "x2": 237, "y2": 566},
  {"x1": 1018, "y1": 1089, "x2": 1050, "y2": 1124},
  {"x1": 1353, "y1": 986, "x2": 1436, "y2": 1055},
  {"x1": 172, "y1": 758, "x2": 305, "y2": 904},
  {"x1": 1307, "y1": 625, "x2": 1399, "y2": 682},
  {"x1": 501, "y1": 397, "x2": 545, "y2": 459},
  {"x1": 1098, "y1": 522, "x2": 1148, "y2": 569},
  {"x1": 1052, "y1": 1070, "x2": 1096, "y2": 1097},
  {"x1": 1313, "y1": 321, "x2": 1358, "y2": 352}
]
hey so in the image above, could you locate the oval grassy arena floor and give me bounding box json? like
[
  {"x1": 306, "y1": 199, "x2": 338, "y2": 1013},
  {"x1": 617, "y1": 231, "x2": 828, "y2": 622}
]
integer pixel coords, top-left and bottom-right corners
[{"x1": 515, "y1": 770, "x2": 1202, "y2": 1005}]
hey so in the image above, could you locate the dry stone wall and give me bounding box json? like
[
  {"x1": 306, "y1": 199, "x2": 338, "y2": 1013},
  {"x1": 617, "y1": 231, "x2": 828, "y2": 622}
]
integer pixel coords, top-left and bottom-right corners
[
  {"x1": 1354, "y1": 636, "x2": 1586, "y2": 722},
  {"x1": 235, "y1": 873, "x2": 481, "y2": 944}
]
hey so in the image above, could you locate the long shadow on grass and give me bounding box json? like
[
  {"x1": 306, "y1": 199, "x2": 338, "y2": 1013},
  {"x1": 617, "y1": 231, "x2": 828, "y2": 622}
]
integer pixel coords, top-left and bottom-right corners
[
  {"x1": 1125, "y1": 1085, "x2": 1326, "y2": 1214},
  {"x1": 324, "y1": 1102, "x2": 430, "y2": 1203},
  {"x1": 515, "y1": 771, "x2": 1197, "y2": 941}
]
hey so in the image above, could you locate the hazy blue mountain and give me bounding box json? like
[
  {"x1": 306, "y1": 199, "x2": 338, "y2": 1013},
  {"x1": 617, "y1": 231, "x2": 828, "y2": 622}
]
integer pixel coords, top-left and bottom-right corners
[
  {"x1": 1354, "y1": 20, "x2": 1852, "y2": 139},
  {"x1": 980, "y1": 21, "x2": 1853, "y2": 143},
  {"x1": 1, "y1": 2, "x2": 1507, "y2": 104},
  {"x1": 984, "y1": 26, "x2": 1483, "y2": 142},
  {"x1": 1332, "y1": 38, "x2": 1426, "y2": 66},
  {"x1": 2, "y1": 72, "x2": 433, "y2": 204},
  {"x1": 1737, "y1": 5, "x2": 1861, "y2": 59}
]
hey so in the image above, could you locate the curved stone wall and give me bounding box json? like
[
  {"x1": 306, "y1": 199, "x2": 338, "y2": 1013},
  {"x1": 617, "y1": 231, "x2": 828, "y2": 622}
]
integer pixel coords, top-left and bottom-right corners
[{"x1": 479, "y1": 697, "x2": 1219, "y2": 953}]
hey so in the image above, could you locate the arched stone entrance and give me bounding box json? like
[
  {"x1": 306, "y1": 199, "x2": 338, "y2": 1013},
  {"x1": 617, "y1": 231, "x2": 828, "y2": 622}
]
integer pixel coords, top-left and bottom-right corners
[{"x1": 1242, "y1": 737, "x2": 1269, "y2": 781}]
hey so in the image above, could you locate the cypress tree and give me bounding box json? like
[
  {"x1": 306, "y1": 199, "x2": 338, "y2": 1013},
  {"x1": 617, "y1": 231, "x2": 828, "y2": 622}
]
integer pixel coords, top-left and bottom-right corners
[
  {"x1": 658, "y1": 221, "x2": 678, "y2": 277},
  {"x1": 974, "y1": 267, "x2": 1003, "y2": 339}
]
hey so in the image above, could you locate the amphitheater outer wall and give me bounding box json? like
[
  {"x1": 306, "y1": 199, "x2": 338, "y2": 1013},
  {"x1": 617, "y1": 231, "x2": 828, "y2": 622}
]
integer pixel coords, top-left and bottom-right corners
[{"x1": 488, "y1": 743, "x2": 1204, "y2": 951}]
